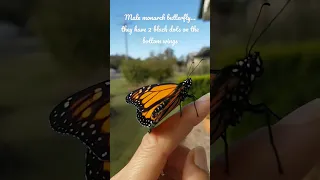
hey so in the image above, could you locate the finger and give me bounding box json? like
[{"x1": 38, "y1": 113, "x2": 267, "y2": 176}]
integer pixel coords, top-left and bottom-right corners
[
  {"x1": 163, "y1": 145, "x2": 191, "y2": 180},
  {"x1": 166, "y1": 145, "x2": 190, "y2": 170},
  {"x1": 158, "y1": 175, "x2": 175, "y2": 180},
  {"x1": 182, "y1": 146, "x2": 209, "y2": 180},
  {"x1": 119, "y1": 93, "x2": 210, "y2": 180},
  {"x1": 212, "y1": 98, "x2": 320, "y2": 180}
]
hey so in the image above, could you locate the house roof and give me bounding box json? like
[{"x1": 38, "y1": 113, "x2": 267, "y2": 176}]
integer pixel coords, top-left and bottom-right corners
[
  {"x1": 198, "y1": 0, "x2": 210, "y2": 21},
  {"x1": 194, "y1": 47, "x2": 210, "y2": 58},
  {"x1": 186, "y1": 47, "x2": 210, "y2": 64}
]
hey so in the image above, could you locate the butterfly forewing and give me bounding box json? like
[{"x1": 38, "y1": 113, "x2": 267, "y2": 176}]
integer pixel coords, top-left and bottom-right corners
[
  {"x1": 126, "y1": 83, "x2": 178, "y2": 112},
  {"x1": 85, "y1": 149, "x2": 110, "y2": 180},
  {"x1": 49, "y1": 80, "x2": 110, "y2": 161},
  {"x1": 210, "y1": 64, "x2": 251, "y2": 145}
]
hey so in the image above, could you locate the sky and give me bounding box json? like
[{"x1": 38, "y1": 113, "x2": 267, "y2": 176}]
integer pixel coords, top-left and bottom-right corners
[{"x1": 110, "y1": 0, "x2": 210, "y2": 60}]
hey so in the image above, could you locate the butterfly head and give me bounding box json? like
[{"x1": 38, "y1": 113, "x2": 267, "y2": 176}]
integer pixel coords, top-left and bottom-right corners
[
  {"x1": 246, "y1": 51, "x2": 263, "y2": 77},
  {"x1": 232, "y1": 51, "x2": 264, "y2": 82}
]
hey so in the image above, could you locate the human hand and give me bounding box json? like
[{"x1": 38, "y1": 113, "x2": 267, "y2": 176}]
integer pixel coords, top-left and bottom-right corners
[
  {"x1": 111, "y1": 93, "x2": 210, "y2": 180},
  {"x1": 212, "y1": 98, "x2": 320, "y2": 180}
]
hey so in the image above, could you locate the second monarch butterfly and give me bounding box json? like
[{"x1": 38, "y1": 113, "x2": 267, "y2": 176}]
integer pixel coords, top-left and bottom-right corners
[
  {"x1": 49, "y1": 80, "x2": 110, "y2": 179},
  {"x1": 125, "y1": 60, "x2": 204, "y2": 132},
  {"x1": 210, "y1": 1, "x2": 292, "y2": 174}
]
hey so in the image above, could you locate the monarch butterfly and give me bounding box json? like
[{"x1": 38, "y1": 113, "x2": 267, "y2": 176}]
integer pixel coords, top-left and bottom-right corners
[
  {"x1": 125, "y1": 61, "x2": 204, "y2": 132},
  {"x1": 49, "y1": 80, "x2": 110, "y2": 179},
  {"x1": 85, "y1": 149, "x2": 110, "y2": 180},
  {"x1": 210, "y1": 1, "x2": 292, "y2": 174}
]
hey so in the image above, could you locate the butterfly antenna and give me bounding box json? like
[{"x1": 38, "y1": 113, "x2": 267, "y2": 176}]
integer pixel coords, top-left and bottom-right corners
[
  {"x1": 188, "y1": 58, "x2": 204, "y2": 77},
  {"x1": 186, "y1": 60, "x2": 195, "y2": 77},
  {"x1": 248, "y1": 0, "x2": 292, "y2": 54},
  {"x1": 245, "y1": 2, "x2": 270, "y2": 56}
]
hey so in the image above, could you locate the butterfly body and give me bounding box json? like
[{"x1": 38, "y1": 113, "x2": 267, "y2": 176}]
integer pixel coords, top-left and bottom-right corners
[
  {"x1": 126, "y1": 78, "x2": 196, "y2": 131},
  {"x1": 211, "y1": 52, "x2": 265, "y2": 141}
]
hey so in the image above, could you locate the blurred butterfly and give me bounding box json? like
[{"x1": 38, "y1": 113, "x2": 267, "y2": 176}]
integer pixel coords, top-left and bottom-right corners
[
  {"x1": 125, "y1": 60, "x2": 204, "y2": 132},
  {"x1": 210, "y1": 52, "x2": 272, "y2": 143},
  {"x1": 49, "y1": 80, "x2": 110, "y2": 178},
  {"x1": 210, "y1": 1, "x2": 292, "y2": 174},
  {"x1": 210, "y1": 53, "x2": 284, "y2": 175},
  {"x1": 85, "y1": 149, "x2": 110, "y2": 180}
]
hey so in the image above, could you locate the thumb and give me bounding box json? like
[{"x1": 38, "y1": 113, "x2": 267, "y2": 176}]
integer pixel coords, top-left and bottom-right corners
[{"x1": 182, "y1": 146, "x2": 209, "y2": 180}]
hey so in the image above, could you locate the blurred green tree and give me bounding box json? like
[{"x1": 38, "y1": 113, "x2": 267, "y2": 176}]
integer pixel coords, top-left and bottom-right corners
[
  {"x1": 121, "y1": 60, "x2": 150, "y2": 85},
  {"x1": 147, "y1": 58, "x2": 175, "y2": 83}
]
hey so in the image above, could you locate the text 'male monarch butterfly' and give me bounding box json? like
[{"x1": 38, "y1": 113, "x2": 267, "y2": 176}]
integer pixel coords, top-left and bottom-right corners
[
  {"x1": 125, "y1": 60, "x2": 204, "y2": 132},
  {"x1": 49, "y1": 80, "x2": 110, "y2": 180},
  {"x1": 210, "y1": 0, "x2": 292, "y2": 175}
]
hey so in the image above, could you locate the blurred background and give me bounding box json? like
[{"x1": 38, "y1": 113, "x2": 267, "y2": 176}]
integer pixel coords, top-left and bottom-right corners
[
  {"x1": 211, "y1": 0, "x2": 320, "y2": 179},
  {"x1": 110, "y1": 0, "x2": 210, "y2": 176},
  {"x1": 0, "y1": 0, "x2": 108, "y2": 179}
]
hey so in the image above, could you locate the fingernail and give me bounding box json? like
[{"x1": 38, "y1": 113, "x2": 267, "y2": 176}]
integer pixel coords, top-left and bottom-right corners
[
  {"x1": 198, "y1": 92, "x2": 210, "y2": 102},
  {"x1": 193, "y1": 146, "x2": 209, "y2": 172}
]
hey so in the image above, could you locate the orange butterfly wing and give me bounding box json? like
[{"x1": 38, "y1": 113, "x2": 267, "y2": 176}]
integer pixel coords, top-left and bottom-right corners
[
  {"x1": 49, "y1": 80, "x2": 110, "y2": 162},
  {"x1": 135, "y1": 89, "x2": 182, "y2": 128},
  {"x1": 126, "y1": 83, "x2": 179, "y2": 128}
]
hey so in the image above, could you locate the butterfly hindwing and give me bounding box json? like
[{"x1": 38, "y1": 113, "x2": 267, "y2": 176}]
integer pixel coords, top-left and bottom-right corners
[
  {"x1": 135, "y1": 92, "x2": 181, "y2": 127},
  {"x1": 49, "y1": 80, "x2": 110, "y2": 161},
  {"x1": 85, "y1": 149, "x2": 110, "y2": 180}
]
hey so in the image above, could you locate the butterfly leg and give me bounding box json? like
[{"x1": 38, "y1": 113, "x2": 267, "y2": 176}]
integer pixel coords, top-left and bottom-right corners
[
  {"x1": 246, "y1": 103, "x2": 283, "y2": 174},
  {"x1": 221, "y1": 131, "x2": 230, "y2": 175},
  {"x1": 248, "y1": 103, "x2": 281, "y2": 120},
  {"x1": 265, "y1": 111, "x2": 284, "y2": 174},
  {"x1": 187, "y1": 94, "x2": 199, "y2": 117}
]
